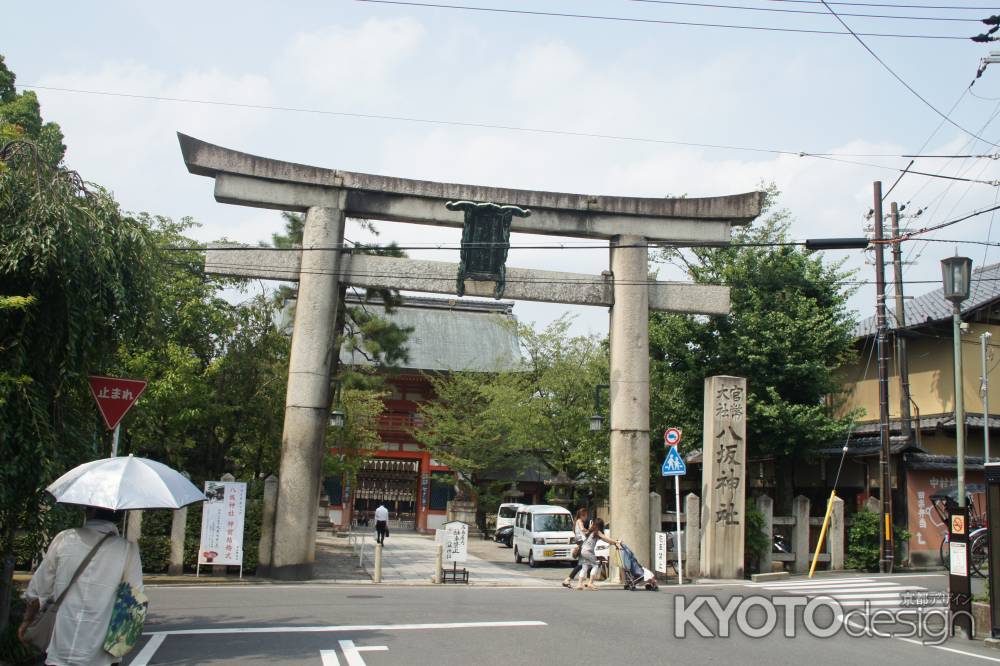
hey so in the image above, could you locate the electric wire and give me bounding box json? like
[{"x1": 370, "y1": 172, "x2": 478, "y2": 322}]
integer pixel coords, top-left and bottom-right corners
[
  {"x1": 817, "y1": 0, "x2": 1000, "y2": 148},
  {"x1": 353, "y1": 0, "x2": 974, "y2": 39},
  {"x1": 623, "y1": 0, "x2": 986, "y2": 21}
]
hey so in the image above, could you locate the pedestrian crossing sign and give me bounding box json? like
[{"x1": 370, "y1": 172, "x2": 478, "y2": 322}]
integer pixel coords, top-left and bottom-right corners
[{"x1": 662, "y1": 445, "x2": 686, "y2": 476}]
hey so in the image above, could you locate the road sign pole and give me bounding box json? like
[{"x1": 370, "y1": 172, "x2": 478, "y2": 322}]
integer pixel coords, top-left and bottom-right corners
[
  {"x1": 111, "y1": 423, "x2": 121, "y2": 457},
  {"x1": 674, "y1": 474, "x2": 682, "y2": 585}
]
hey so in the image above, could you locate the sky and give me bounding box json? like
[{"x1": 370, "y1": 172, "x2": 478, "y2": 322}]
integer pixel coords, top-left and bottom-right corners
[{"x1": 4, "y1": 0, "x2": 1000, "y2": 336}]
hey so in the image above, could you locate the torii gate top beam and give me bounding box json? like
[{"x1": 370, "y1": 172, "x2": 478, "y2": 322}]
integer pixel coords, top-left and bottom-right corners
[{"x1": 178, "y1": 133, "x2": 763, "y2": 242}]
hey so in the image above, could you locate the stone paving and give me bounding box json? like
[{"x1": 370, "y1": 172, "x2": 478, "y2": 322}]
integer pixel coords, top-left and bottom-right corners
[{"x1": 356, "y1": 532, "x2": 567, "y2": 586}]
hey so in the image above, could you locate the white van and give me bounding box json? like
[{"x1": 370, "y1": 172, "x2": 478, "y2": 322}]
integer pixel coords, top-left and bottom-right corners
[
  {"x1": 512, "y1": 505, "x2": 575, "y2": 567},
  {"x1": 495, "y1": 503, "x2": 523, "y2": 536}
]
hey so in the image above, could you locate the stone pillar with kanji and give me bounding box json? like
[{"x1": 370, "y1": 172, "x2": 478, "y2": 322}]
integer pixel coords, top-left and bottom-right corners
[{"x1": 699, "y1": 375, "x2": 747, "y2": 579}]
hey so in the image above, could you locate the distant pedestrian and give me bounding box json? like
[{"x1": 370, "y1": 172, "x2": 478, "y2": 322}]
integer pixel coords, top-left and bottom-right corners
[
  {"x1": 19, "y1": 507, "x2": 143, "y2": 666},
  {"x1": 576, "y1": 518, "x2": 619, "y2": 590},
  {"x1": 374, "y1": 504, "x2": 389, "y2": 545},
  {"x1": 562, "y1": 507, "x2": 589, "y2": 588}
]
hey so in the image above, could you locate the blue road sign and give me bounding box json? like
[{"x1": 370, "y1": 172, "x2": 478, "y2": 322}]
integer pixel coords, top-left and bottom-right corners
[{"x1": 662, "y1": 445, "x2": 686, "y2": 476}]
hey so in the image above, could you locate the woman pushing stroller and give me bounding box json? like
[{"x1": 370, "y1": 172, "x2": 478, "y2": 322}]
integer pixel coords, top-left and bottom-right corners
[{"x1": 575, "y1": 518, "x2": 620, "y2": 590}]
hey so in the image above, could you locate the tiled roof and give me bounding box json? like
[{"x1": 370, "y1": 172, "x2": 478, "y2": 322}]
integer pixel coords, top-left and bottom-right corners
[{"x1": 853, "y1": 262, "x2": 1000, "y2": 338}]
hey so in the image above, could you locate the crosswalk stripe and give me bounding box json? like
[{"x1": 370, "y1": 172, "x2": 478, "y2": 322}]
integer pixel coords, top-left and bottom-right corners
[
  {"x1": 763, "y1": 583, "x2": 901, "y2": 592},
  {"x1": 750, "y1": 577, "x2": 878, "y2": 587}
]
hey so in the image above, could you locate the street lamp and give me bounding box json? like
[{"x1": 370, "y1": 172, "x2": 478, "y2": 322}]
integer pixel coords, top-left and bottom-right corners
[
  {"x1": 589, "y1": 384, "x2": 610, "y2": 432},
  {"x1": 942, "y1": 256, "x2": 973, "y2": 507},
  {"x1": 330, "y1": 380, "x2": 346, "y2": 429}
]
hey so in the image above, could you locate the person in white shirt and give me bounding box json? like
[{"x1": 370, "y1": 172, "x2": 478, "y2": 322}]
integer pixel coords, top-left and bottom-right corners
[
  {"x1": 374, "y1": 504, "x2": 389, "y2": 545},
  {"x1": 19, "y1": 508, "x2": 143, "y2": 666}
]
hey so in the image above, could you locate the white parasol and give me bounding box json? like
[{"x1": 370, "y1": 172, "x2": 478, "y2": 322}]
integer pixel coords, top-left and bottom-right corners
[{"x1": 46, "y1": 454, "x2": 205, "y2": 510}]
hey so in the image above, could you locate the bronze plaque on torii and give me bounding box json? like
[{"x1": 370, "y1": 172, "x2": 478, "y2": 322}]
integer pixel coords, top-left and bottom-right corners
[{"x1": 447, "y1": 200, "x2": 531, "y2": 299}]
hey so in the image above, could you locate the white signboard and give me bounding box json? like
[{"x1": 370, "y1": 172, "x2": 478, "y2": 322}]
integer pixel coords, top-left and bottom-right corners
[
  {"x1": 950, "y1": 541, "x2": 968, "y2": 577},
  {"x1": 438, "y1": 521, "x2": 468, "y2": 563},
  {"x1": 654, "y1": 532, "x2": 668, "y2": 574},
  {"x1": 198, "y1": 481, "x2": 247, "y2": 567}
]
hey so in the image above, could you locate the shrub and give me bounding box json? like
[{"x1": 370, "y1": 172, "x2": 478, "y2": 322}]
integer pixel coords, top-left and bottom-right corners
[
  {"x1": 744, "y1": 502, "x2": 770, "y2": 574},
  {"x1": 846, "y1": 509, "x2": 909, "y2": 571}
]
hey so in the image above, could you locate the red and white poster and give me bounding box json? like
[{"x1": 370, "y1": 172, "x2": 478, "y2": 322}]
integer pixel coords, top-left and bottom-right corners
[
  {"x1": 88, "y1": 375, "x2": 147, "y2": 430},
  {"x1": 198, "y1": 481, "x2": 247, "y2": 568}
]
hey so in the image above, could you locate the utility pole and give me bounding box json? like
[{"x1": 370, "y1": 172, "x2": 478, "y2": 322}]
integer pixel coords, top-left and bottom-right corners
[
  {"x1": 873, "y1": 182, "x2": 894, "y2": 574},
  {"x1": 984, "y1": 331, "x2": 993, "y2": 463},
  {"x1": 890, "y1": 202, "x2": 914, "y2": 444}
]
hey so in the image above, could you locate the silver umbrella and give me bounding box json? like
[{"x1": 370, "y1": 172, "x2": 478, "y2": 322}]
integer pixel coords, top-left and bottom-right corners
[{"x1": 47, "y1": 454, "x2": 205, "y2": 510}]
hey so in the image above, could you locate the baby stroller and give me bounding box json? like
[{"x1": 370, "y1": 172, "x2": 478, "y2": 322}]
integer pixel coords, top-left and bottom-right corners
[{"x1": 618, "y1": 543, "x2": 658, "y2": 591}]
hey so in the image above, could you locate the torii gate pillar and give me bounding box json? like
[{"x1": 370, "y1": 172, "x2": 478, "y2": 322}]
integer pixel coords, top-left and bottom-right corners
[
  {"x1": 272, "y1": 202, "x2": 346, "y2": 578},
  {"x1": 609, "y1": 235, "x2": 650, "y2": 560}
]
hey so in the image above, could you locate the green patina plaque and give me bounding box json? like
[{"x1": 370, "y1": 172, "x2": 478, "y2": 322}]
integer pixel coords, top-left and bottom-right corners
[{"x1": 446, "y1": 200, "x2": 531, "y2": 299}]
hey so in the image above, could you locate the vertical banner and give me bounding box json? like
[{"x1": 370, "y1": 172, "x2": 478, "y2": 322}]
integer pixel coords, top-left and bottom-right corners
[
  {"x1": 198, "y1": 481, "x2": 247, "y2": 567},
  {"x1": 654, "y1": 532, "x2": 667, "y2": 574},
  {"x1": 700, "y1": 375, "x2": 747, "y2": 579}
]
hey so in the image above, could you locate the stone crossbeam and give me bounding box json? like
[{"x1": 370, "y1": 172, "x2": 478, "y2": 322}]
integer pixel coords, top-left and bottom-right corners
[
  {"x1": 204, "y1": 247, "x2": 730, "y2": 315},
  {"x1": 180, "y1": 133, "x2": 763, "y2": 242}
]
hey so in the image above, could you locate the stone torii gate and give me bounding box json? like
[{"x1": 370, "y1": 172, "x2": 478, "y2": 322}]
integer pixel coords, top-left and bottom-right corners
[{"x1": 178, "y1": 133, "x2": 763, "y2": 579}]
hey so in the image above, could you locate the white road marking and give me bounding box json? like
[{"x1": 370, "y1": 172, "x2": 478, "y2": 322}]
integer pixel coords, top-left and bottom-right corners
[
  {"x1": 133, "y1": 619, "x2": 546, "y2": 663},
  {"x1": 144, "y1": 619, "x2": 546, "y2": 636},
  {"x1": 340, "y1": 640, "x2": 389, "y2": 666},
  {"x1": 130, "y1": 633, "x2": 166, "y2": 666},
  {"x1": 839, "y1": 611, "x2": 1000, "y2": 663}
]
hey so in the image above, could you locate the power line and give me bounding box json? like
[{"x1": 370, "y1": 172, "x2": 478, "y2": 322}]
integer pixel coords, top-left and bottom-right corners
[
  {"x1": 817, "y1": 0, "x2": 1000, "y2": 148},
  {"x1": 20, "y1": 84, "x2": 1000, "y2": 185},
  {"x1": 623, "y1": 0, "x2": 984, "y2": 21},
  {"x1": 764, "y1": 0, "x2": 1000, "y2": 10},
  {"x1": 353, "y1": 0, "x2": 972, "y2": 38}
]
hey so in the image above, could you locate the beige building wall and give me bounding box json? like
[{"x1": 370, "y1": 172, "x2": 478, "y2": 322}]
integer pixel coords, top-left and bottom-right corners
[{"x1": 835, "y1": 322, "x2": 1000, "y2": 424}]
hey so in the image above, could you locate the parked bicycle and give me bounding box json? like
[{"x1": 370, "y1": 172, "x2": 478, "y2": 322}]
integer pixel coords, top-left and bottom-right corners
[{"x1": 933, "y1": 484, "x2": 989, "y2": 577}]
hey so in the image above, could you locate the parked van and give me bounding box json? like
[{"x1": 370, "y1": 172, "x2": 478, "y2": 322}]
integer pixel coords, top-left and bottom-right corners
[
  {"x1": 512, "y1": 505, "x2": 575, "y2": 567},
  {"x1": 495, "y1": 503, "x2": 523, "y2": 537}
]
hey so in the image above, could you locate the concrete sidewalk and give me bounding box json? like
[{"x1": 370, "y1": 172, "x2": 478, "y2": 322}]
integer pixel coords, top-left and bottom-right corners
[{"x1": 364, "y1": 533, "x2": 561, "y2": 586}]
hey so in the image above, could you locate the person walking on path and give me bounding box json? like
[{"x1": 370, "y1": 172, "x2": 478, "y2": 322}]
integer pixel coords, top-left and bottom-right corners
[
  {"x1": 19, "y1": 507, "x2": 144, "y2": 666},
  {"x1": 576, "y1": 518, "x2": 619, "y2": 590},
  {"x1": 562, "y1": 507, "x2": 589, "y2": 588},
  {"x1": 374, "y1": 504, "x2": 390, "y2": 545}
]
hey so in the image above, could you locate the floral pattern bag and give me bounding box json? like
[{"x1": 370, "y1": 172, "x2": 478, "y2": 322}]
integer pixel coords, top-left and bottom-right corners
[{"x1": 103, "y1": 581, "x2": 148, "y2": 658}]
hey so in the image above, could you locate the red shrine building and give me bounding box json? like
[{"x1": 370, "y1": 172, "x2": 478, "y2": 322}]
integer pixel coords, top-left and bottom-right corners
[{"x1": 322, "y1": 295, "x2": 522, "y2": 533}]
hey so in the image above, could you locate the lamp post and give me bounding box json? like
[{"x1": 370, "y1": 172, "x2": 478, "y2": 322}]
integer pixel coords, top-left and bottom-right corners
[
  {"x1": 330, "y1": 380, "x2": 346, "y2": 429},
  {"x1": 942, "y1": 256, "x2": 973, "y2": 507},
  {"x1": 589, "y1": 384, "x2": 610, "y2": 432}
]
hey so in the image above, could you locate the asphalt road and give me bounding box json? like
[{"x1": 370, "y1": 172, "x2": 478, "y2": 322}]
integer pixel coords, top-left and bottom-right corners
[{"x1": 125, "y1": 573, "x2": 1000, "y2": 666}]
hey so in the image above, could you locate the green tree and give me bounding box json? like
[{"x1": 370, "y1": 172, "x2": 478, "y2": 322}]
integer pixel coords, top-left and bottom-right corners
[
  {"x1": 114, "y1": 215, "x2": 289, "y2": 482},
  {"x1": 649, "y1": 187, "x2": 858, "y2": 511},
  {"x1": 412, "y1": 318, "x2": 610, "y2": 499},
  {"x1": 0, "y1": 57, "x2": 153, "y2": 632}
]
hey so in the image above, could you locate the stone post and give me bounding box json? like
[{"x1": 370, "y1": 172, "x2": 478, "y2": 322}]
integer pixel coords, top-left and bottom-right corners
[
  {"x1": 125, "y1": 510, "x2": 142, "y2": 544},
  {"x1": 168, "y1": 506, "x2": 187, "y2": 576},
  {"x1": 257, "y1": 474, "x2": 279, "y2": 577},
  {"x1": 649, "y1": 492, "x2": 662, "y2": 562},
  {"x1": 792, "y1": 495, "x2": 810, "y2": 574},
  {"x1": 609, "y1": 235, "x2": 651, "y2": 565},
  {"x1": 699, "y1": 376, "x2": 747, "y2": 579},
  {"x1": 272, "y1": 202, "x2": 347, "y2": 579},
  {"x1": 684, "y1": 493, "x2": 701, "y2": 578},
  {"x1": 756, "y1": 495, "x2": 774, "y2": 574},
  {"x1": 830, "y1": 495, "x2": 845, "y2": 570},
  {"x1": 865, "y1": 496, "x2": 880, "y2": 514}
]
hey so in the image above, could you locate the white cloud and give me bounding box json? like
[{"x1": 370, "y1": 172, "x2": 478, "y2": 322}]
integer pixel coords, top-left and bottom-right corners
[{"x1": 285, "y1": 17, "x2": 425, "y2": 99}]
